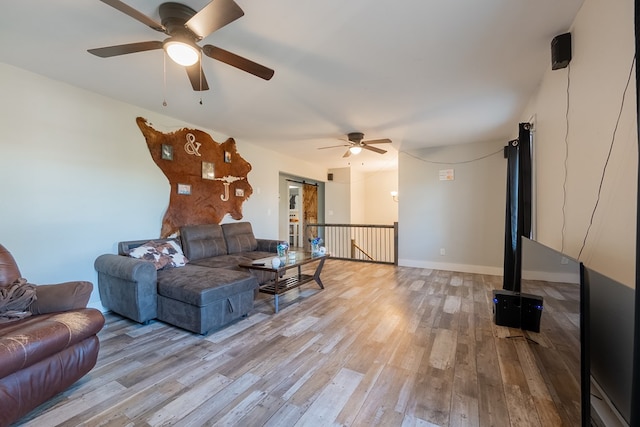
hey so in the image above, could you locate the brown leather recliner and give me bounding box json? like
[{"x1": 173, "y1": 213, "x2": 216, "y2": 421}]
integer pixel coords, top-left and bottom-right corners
[{"x1": 0, "y1": 244, "x2": 105, "y2": 426}]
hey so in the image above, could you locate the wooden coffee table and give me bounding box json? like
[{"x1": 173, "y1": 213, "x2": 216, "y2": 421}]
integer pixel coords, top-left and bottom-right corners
[{"x1": 239, "y1": 252, "x2": 327, "y2": 313}]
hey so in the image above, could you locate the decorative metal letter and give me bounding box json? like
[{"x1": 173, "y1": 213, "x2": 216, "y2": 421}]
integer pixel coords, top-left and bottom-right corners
[{"x1": 220, "y1": 182, "x2": 230, "y2": 201}]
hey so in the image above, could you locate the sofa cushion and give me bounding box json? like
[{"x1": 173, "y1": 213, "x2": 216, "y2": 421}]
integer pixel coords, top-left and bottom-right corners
[
  {"x1": 156, "y1": 265, "x2": 257, "y2": 307},
  {"x1": 180, "y1": 224, "x2": 228, "y2": 261},
  {"x1": 222, "y1": 222, "x2": 258, "y2": 254},
  {"x1": 0, "y1": 308, "x2": 105, "y2": 379},
  {"x1": 189, "y1": 254, "x2": 276, "y2": 286},
  {"x1": 189, "y1": 254, "x2": 253, "y2": 270},
  {"x1": 31, "y1": 281, "x2": 94, "y2": 315},
  {"x1": 257, "y1": 239, "x2": 280, "y2": 253},
  {"x1": 237, "y1": 251, "x2": 281, "y2": 261},
  {"x1": 0, "y1": 334, "x2": 101, "y2": 427}
]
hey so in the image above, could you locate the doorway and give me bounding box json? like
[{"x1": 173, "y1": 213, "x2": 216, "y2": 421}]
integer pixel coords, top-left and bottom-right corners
[
  {"x1": 288, "y1": 184, "x2": 302, "y2": 247},
  {"x1": 278, "y1": 173, "x2": 325, "y2": 249}
]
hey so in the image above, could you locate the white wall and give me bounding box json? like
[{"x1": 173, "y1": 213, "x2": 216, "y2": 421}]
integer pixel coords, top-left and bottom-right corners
[
  {"x1": 325, "y1": 167, "x2": 398, "y2": 226},
  {"x1": 350, "y1": 169, "x2": 366, "y2": 223},
  {"x1": 325, "y1": 168, "x2": 351, "y2": 224},
  {"x1": 362, "y1": 169, "x2": 398, "y2": 225},
  {"x1": 398, "y1": 140, "x2": 507, "y2": 275},
  {"x1": 522, "y1": 0, "x2": 636, "y2": 286},
  {"x1": 0, "y1": 63, "x2": 325, "y2": 308}
]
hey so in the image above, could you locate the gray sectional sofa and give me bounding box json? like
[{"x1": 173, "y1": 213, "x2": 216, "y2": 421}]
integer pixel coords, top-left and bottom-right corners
[{"x1": 94, "y1": 222, "x2": 279, "y2": 334}]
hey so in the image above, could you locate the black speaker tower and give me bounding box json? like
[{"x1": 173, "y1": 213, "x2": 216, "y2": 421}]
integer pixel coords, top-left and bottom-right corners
[{"x1": 498, "y1": 123, "x2": 541, "y2": 331}]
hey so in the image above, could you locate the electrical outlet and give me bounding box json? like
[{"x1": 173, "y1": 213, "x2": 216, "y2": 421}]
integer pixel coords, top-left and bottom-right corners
[{"x1": 440, "y1": 248, "x2": 446, "y2": 256}]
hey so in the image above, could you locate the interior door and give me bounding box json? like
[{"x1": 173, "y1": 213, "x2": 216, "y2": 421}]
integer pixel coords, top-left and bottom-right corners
[{"x1": 303, "y1": 183, "x2": 318, "y2": 250}]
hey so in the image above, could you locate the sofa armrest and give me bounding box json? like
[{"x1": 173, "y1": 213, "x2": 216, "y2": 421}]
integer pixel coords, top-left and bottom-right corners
[
  {"x1": 30, "y1": 281, "x2": 93, "y2": 315},
  {"x1": 256, "y1": 239, "x2": 279, "y2": 253},
  {"x1": 94, "y1": 254, "x2": 158, "y2": 324}
]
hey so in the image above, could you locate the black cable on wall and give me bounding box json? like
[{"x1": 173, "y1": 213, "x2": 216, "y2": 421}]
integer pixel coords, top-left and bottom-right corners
[{"x1": 630, "y1": 1, "x2": 640, "y2": 425}]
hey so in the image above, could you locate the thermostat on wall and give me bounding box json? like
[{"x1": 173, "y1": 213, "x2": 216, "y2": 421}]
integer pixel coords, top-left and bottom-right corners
[{"x1": 439, "y1": 169, "x2": 454, "y2": 181}]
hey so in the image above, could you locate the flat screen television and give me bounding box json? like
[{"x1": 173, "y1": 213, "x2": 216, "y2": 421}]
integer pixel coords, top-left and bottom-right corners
[
  {"x1": 583, "y1": 266, "x2": 634, "y2": 426},
  {"x1": 519, "y1": 236, "x2": 589, "y2": 426}
]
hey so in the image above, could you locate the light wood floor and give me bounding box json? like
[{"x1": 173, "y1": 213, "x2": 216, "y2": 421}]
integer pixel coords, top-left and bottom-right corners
[{"x1": 16, "y1": 259, "x2": 581, "y2": 426}]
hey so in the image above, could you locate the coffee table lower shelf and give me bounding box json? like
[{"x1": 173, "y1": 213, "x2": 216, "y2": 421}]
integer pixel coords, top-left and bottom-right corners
[{"x1": 259, "y1": 274, "x2": 314, "y2": 296}]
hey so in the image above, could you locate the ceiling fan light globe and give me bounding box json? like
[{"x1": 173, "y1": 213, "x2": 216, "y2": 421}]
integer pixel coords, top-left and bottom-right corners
[
  {"x1": 164, "y1": 40, "x2": 200, "y2": 66},
  {"x1": 349, "y1": 146, "x2": 362, "y2": 155}
]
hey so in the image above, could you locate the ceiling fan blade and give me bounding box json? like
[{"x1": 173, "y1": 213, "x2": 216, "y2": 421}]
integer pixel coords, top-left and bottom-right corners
[
  {"x1": 362, "y1": 138, "x2": 392, "y2": 145},
  {"x1": 185, "y1": 62, "x2": 210, "y2": 91},
  {"x1": 363, "y1": 144, "x2": 387, "y2": 155},
  {"x1": 87, "y1": 41, "x2": 163, "y2": 57},
  {"x1": 203, "y1": 45, "x2": 274, "y2": 80},
  {"x1": 318, "y1": 144, "x2": 349, "y2": 150},
  {"x1": 343, "y1": 149, "x2": 352, "y2": 158},
  {"x1": 99, "y1": 0, "x2": 166, "y2": 32},
  {"x1": 186, "y1": 0, "x2": 245, "y2": 40}
]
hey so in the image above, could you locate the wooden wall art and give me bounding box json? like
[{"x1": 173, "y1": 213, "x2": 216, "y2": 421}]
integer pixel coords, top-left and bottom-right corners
[{"x1": 136, "y1": 117, "x2": 253, "y2": 237}]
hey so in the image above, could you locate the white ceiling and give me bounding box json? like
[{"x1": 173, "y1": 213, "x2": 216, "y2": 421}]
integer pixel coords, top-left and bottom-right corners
[{"x1": 0, "y1": 0, "x2": 583, "y2": 172}]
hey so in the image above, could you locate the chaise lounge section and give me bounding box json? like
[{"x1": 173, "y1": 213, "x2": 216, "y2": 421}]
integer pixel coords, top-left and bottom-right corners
[{"x1": 94, "y1": 222, "x2": 279, "y2": 335}]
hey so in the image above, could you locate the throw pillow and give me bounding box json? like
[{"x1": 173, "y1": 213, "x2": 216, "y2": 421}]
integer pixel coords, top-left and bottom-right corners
[
  {"x1": 162, "y1": 240, "x2": 189, "y2": 268},
  {"x1": 128, "y1": 241, "x2": 170, "y2": 270},
  {"x1": 128, "y1": 240, "x2": 189, "y2": 270}
]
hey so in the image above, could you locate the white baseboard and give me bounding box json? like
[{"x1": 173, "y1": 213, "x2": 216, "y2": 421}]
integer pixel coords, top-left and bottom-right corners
[
  {"x1": 521, "y1": 269, "x2": 580, "y2": 284},
  {"x1": 398, "y1": 259, "x2": 502, "y2": 276}
]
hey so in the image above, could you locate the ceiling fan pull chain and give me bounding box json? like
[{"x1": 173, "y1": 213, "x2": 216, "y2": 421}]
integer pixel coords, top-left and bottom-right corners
[
  {"x1": 162, "y1": 52, "x2": 167, "y2": 107},
  {"x1": 199, "y1": 59, "x2": 203, "y2": 105}
]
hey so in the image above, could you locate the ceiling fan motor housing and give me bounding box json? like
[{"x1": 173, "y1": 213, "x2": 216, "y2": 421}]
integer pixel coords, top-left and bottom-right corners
[
  {"x1": 348, "y1": 132, "x2": 364, "y2": 144},
  {"x1": 159, "y1": 2, "x2": 198, "y2": 39}
]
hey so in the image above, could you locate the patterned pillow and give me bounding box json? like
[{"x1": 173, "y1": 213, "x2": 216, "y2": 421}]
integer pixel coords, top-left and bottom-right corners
[
  {"x1": 128, "y1": 240, "x2": 189, "y2": 270},
  {"x1": 162, "y1": 240, "x2": 189, "y2": 268},
  {"x1": 128, "y1": 241, "x2": 169, "y2": 269}
]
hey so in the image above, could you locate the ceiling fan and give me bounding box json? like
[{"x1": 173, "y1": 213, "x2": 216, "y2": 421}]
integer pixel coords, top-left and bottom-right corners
[
  {"x1": 318, "y1": 132, "x2": 392, "y2": 158},
  {"x1": 87, "y1": 0, "x2": 274, "y2": 91}
]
